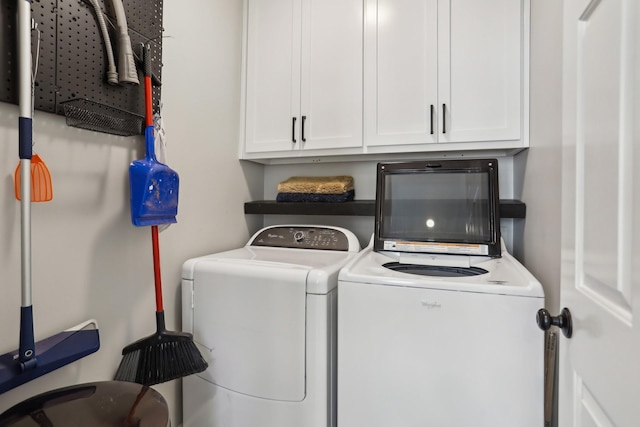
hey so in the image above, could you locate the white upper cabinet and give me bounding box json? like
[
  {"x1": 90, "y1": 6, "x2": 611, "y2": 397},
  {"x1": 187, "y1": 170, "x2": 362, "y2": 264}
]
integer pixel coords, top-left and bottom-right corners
[
  {"x1": 244, "y1": 0, "x2": 301, "y2": 153},
  {"x1": 440, "y1": 0, "x2": 523, "y2": 144},
  {"x1": 242, "y1": 0, "x2": 363, "y2": 156},
  {"x1": 241, "y1": 0, "x2": 529, "y2": 163},
  {"x1": 365, "y1": 0, "x2": 528, "y2": 150},
  {"x1": 364, "y1": 0, "x2": 439, "y2": 147}
]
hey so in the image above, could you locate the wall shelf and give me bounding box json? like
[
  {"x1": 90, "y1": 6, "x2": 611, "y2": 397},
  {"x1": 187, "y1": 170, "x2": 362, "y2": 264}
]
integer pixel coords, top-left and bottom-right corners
[{"x1": 245, "y1": 199, "x2": 526, "y2": 218}]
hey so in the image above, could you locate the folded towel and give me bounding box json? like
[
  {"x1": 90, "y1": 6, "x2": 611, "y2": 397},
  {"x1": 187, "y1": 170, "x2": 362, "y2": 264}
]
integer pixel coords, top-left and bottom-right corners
[
  {"x1": 276, "y1": 190, "x2": 355, "y2": 203},
  {"x1": 277, "y1": 176, "x2": 354, "y2": 194}
]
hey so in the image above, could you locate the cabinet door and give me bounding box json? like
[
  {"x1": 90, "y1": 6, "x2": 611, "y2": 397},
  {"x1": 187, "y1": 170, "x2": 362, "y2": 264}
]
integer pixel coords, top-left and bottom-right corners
[
  {"x1": 244, "y1": 0, "x2": 302, "y2": 153},
  {"x1": 364, "y1": 0, "x2": 439, "y2": 147},
  {"x1": 299, "y1": 0, "x2": 363, "y2": 150},
  {"x1": 438, "y1": 0, "x2": 523, "y2": 143}
]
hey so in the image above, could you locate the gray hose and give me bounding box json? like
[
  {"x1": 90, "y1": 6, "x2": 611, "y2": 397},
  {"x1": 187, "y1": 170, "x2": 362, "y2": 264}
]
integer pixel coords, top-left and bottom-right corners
[
  {"x1": 87, "y1": 0, "x2": 118, "y2": 85},
  {"x1": 111, "y1": 0, "x2": 139, "y2": 85}
]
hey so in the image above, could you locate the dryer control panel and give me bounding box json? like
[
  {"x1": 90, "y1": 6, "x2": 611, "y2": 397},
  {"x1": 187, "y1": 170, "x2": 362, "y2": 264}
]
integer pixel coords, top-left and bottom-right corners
[{"x1": 250, "y1": 226, "x2": 352, "y2": 251}]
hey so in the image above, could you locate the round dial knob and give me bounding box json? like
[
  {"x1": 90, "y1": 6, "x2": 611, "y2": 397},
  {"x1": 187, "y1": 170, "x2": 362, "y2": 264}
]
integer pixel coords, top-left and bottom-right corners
[{"x1": 293, "y1": 231, "x2": 305, "y2": 242}]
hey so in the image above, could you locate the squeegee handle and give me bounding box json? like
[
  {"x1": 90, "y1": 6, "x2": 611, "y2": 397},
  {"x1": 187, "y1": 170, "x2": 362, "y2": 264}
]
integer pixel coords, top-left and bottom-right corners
[
  {"x1": 151, "y1": 225, "x2": 164, "y2": 312},
  {"x1": 19, "y1": 306, "x2": 37, "y2": 369},
  {"x1": 17, "y1": 0, "x2": 36, "y2": 369}
]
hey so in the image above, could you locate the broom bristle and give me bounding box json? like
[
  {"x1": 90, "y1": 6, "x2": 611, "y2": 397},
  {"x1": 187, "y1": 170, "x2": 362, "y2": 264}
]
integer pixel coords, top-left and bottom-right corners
[{"x1": 115, "y1": 338, "x2": 208, "y2": 386}]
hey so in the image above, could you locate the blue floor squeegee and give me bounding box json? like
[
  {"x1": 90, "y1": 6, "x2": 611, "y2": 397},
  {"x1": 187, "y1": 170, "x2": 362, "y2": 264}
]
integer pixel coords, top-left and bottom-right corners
[
  {"x1": 0, "y1": 0, "x2": 99, "y2": 395},
  {"x1": 0, "y1": 320, "x2": 100, "y2": 395}
]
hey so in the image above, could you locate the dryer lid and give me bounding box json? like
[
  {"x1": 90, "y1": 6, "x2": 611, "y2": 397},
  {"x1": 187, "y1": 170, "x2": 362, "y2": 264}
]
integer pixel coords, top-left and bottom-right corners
[{"x1": 182, "y1": 246, "x2": 359, "y2": 294}]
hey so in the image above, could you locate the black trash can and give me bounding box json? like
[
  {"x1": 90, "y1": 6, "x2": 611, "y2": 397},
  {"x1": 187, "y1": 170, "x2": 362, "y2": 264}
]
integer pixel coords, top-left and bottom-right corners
[{"x1": 0, "y1": 381, "x2": 170, "y2": 426}]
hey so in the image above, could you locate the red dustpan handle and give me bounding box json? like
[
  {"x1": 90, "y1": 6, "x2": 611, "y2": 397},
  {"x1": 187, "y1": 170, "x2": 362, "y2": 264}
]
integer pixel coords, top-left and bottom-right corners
[
  {"x1": 144, "y1": 75, "x2": 153, "y2": 127},
  {"x1": 151, "y1": 225, "x2": 163, "y2": 312},
  {"x1": 146, "y1": 43, "x2": 163, "y2": 313},
  {"x1": 143, "y1": 43, "x2": 155, "y2": 160},
  {"x1": 143, "y1": 42, "x2": 153, "y2": 127}
]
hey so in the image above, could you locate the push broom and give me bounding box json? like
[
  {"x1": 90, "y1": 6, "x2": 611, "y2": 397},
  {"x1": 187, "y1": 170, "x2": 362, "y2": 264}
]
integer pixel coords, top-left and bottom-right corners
[
  {"x1": 0, "y1": 0, "x2": 100, "y2": 395},
  {"x1": 114, "y1": 42, "x2": 207, "y2": 386}
]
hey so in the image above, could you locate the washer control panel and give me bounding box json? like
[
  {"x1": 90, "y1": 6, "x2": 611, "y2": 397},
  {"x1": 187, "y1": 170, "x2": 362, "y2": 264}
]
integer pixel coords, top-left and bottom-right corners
[{"x1": 250, "y1": 226, "x2": 351, "y2": 251}]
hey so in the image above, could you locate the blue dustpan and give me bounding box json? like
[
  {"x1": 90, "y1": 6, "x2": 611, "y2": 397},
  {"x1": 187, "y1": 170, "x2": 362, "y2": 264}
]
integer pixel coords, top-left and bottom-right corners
[{"x1": 129, "y1": 125, "x2": 179, "y2": 226}]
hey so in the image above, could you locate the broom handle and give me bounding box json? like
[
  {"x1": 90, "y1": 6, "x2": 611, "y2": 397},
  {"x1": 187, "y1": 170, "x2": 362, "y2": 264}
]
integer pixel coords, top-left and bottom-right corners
[{"x1": 151, "y1": 225, "x2": 164, "y2": 312}]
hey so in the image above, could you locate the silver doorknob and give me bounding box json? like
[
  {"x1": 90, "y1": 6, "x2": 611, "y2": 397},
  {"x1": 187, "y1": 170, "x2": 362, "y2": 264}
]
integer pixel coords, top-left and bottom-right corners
[{"x1": 536, "y1": 307, "x2": 573, "y2": 338}]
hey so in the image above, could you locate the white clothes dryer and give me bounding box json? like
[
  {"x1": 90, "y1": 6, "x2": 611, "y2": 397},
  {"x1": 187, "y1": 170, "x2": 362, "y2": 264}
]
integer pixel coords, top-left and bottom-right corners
[{"x1": 181, "y1": 225, "x2": 360, "y2": 427}]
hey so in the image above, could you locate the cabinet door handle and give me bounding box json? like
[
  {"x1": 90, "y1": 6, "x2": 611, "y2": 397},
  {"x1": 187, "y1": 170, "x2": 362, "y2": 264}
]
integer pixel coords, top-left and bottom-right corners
[
  {"x1": 442, "y1": 104, "x2": 446, "y2": 134},
  {"x1": 430, "y1": 105, "x2": 434, "y2": 135},
  {"x1": 301, "y1": 116, "x2": 307, "y2": 142},
  {"x1": 292, "y1": 117, "x2": 297, "y2": 143}
]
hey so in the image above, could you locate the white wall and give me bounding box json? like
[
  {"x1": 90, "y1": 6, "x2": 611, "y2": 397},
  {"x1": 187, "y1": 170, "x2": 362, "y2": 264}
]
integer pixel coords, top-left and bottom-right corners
[
  {"x1": 0, "y1": 1, "x2": 261, "y2": 424},
  {"x1": 518, "y1": 0, "x2": 564, "y2": 313}
]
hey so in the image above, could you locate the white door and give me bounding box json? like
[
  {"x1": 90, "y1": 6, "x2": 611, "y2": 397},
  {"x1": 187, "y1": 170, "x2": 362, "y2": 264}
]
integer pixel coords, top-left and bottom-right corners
[
  {"x1": 364, "y1": 0, "x2": 523, "y2": 148},
  {"x1": 244, "y1": 0, "x2": 302, "y2": 153},
  {"x1": 559, "y1": 0, "x2": 640, "y2": 425},
  {"x1": 300, "y1": 0, "x2": 363, "y2": 150},
  {"x1": 363, "y1": 0, "x2": 439, "y2": 147},
  {"x1": 439, "y1": 0, "x2": 523, "y2": 144}
]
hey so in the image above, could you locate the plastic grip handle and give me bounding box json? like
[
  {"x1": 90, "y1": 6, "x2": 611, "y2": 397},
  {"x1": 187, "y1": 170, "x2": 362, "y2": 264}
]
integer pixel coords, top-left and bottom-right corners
[
  {"x1": 143, "y1": 42, "x2": 152, "y2": 78},
  {"x1": 19, "y1": 117, "x2": 32, "y2": 160},
  {"x1": 19, "y1": 305, "x2": 36, "y2": 367},
  {"x1": 145, "y1": 125, "x2": 155, "y2": 160}
]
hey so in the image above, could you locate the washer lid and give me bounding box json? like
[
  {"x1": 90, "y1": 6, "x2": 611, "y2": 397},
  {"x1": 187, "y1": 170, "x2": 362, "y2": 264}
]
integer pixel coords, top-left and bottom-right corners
[
  {"x1": 339, "y1": 247, "x2": 544, "y2": 298},
  {"x1": 374, "y1": 159, "x2": 502, "y2": 258},
  {"x1": 192, "y1": 260, "x2": 308, "y2": 401}
]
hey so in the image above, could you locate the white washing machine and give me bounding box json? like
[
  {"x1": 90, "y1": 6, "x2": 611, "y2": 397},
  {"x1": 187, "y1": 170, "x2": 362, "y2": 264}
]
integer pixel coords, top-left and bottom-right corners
[
  {"x1": 181, "y1": 225, "x2": 360, "y2": 427},
  {"x1": 337, "y1": 159, "x2": 545, "y2": 427}
]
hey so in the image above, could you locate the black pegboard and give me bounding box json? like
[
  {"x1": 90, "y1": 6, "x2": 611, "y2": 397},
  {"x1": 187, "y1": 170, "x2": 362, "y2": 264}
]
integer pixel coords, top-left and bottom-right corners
[
  {"x1": 1, "y1": 0, "x2": 18, "y2": 106},
  {"x1": 0, "y1": 0, "x2": 163, "y2": 134}
]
